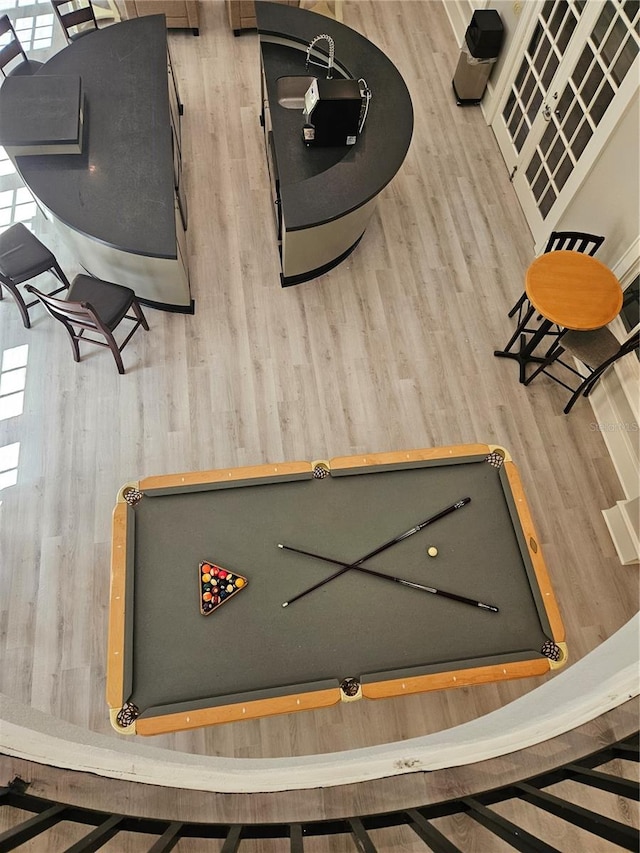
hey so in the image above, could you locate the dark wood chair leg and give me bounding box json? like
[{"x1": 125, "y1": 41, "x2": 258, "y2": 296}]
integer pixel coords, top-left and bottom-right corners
[
  {"x1": 59, "y1": 318, "x2": 81, "y2": 362},
  {"x1": 68, "y1": 335, "x2": 81, "y2": 362},
  {"x1": 132, "y1": 299, "x2": 149, "y2": 331},
  {"x1": 105, "y1": 330, "x2": 125, "y2": 374},
  {"x1": 51, "y1": 261, "x2": 72, "y2": 292},
  {"x1": 1, "y1": 279, "x2": 31, "y2": 328}
]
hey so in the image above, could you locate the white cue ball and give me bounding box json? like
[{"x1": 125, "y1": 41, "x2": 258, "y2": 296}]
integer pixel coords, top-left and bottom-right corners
[{"x1": 427, "y1": 546, "x2": 438, "y2": 557}]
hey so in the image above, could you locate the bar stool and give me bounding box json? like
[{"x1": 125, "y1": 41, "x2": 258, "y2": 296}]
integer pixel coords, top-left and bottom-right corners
[
  {"x1": 50, "y1": 0, "x2": 99, "y2": 43},
  {"x1": 25, "y1": 274, "x2": 149, "y2": 374},
  {"x1": 0, "y1": 14, "x2": 44, "y2": 77},
  {"x1": 524, "y1": 328, "x2": 639, "y2": 413},
  {"x1": 0, "y1": 223, "x2": 71, "y2": 328}
]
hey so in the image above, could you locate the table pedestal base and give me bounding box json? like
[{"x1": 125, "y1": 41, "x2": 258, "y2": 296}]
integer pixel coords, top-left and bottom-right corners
[{"x1": 494, "y1": 336, "x2": 549, "y2": 384}]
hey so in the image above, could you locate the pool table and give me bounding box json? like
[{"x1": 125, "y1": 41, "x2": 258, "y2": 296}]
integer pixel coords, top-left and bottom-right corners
[{"x1": 107, "y1": 444, "x2": 566, "y2": 735}]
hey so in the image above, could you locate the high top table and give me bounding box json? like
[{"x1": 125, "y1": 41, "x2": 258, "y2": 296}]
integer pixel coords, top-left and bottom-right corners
[{"x1": 494, "y1": 251, "x2": 623, "y2": 383}]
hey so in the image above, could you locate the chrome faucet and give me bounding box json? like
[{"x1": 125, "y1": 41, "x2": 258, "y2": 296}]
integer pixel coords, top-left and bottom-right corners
[{"x1": 305, "y1": 33, "x2": 335, "y2": 79}]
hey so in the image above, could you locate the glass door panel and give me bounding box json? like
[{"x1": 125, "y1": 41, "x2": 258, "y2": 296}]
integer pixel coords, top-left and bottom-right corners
[
  {"x1": 494, "y1": 0, "x2": 639, "y2": 238},
  {"x1": 501, "y1": 0, "x2": 582, "y2": 154}
]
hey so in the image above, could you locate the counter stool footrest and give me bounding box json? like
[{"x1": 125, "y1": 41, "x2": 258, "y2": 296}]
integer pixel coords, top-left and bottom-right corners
[{"x1": 499, "y1": 308, "x2": 564, "y2": 357}]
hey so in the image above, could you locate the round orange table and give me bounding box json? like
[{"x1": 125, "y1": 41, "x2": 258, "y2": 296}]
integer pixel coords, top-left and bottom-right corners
[{"x1": 495, "y1": 251, "x2": 623, "y2": 383}]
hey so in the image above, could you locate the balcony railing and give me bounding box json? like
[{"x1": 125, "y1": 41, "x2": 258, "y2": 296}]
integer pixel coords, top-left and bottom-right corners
[{"x1": 1, "y1": 733, "x2": 638, "y2": 851}]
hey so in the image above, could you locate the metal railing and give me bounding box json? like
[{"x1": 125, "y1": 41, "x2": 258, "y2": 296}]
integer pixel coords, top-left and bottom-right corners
[{"x1": 1, "y1": 733, "x2": 638, "y2": 852}]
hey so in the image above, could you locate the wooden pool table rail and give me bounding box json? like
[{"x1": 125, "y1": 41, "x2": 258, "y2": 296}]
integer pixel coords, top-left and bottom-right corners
[
  {"x1": 107, "y1": 499, "x2": 129, "y2": 722},
  {"x1": 501, "y1": 459, "x2": 566, "y2": 649},
  {"x1": 361, "y1": 657, "x2": 555, "y2": 700},
  {"x1": 328, "y1": 443, "x2": 500, "y2": 471},
  {"x1": 139, "y1": 460, "x2": 314, "y2": 491},
  {"x1": 112, "y1": 686, "x2": 342, "y2": 737}
]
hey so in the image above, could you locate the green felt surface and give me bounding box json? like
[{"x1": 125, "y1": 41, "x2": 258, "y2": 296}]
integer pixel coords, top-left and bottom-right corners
[{"x1": 127, "y1": 455, "x2": 551, "y2": 715}]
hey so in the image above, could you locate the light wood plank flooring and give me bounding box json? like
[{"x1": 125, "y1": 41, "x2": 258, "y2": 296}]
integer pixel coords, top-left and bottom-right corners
[{"x1": 0, "y1": 0, "x2": 637, "y2": 777}]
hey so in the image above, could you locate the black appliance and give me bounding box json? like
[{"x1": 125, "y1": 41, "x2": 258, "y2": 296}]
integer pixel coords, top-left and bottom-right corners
[{"x1": 302, "y1": 77, "x2": 364, "y2": 147}]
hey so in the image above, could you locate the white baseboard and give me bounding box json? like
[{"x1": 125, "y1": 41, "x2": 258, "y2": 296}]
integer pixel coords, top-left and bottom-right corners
[
  {"x1": 603, "y1": 500, "x2": 640, "y2": 565},
  {"x1": 589, "y1": 361, "x2": 640, "y2": 564}
]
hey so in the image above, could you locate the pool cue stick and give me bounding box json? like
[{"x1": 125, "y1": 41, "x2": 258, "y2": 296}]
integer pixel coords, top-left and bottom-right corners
[
  {"x1": 279, "y1": 543, "x2": 499, "y2": 612},
  {"x1": 280, "y1": 497, "x2": 471, "y2": 608}
]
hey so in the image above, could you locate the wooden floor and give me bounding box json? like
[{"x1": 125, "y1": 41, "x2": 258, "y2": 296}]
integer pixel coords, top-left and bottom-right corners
[{"x1": 0, "y1": 0, "x2": 638, "y2": 847}]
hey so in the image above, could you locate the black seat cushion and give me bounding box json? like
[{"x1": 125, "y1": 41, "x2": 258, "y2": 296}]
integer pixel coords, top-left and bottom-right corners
[
  {"x1": 68, "y1": 28, "x2": 95, "y2": 41},
  {"x1": 0, "y1": 222, "x2": 55, "y2": 281},
  {"x1": 9, "y1": 58, "x2": 44, "y2": 76},
  {"x1": 68, "y1": 274, "x2": 135, "y2": 329}
]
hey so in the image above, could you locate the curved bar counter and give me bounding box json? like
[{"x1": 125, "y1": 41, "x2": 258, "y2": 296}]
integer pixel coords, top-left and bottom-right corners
[
  {"x1": 0, "y1": 16, "x2": 191, "y2": 311},
  {"x1": 256, "y1": 2, "x2": 413, "y2": 285}
]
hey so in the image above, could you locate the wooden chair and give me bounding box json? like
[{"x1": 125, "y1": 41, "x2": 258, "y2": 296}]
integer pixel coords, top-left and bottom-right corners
[
  {"x1": 51, "y1": 0, "x2": 99, "y2": 42},
  {"x1": 0, "y1": 223, "x2": 71, "y2": 328},
  {"x1": 524, "y1": 327, "x2": 639, "y2": 413},
  {"x1": 509, "y1": 231, "x2": 606, "y2": 326},
  {"x1": 25, "y1": 273, "x2": 149, "y2": 374},
  {"x1": 0, "y1": 15, "x2": 44, "y2": 77}
]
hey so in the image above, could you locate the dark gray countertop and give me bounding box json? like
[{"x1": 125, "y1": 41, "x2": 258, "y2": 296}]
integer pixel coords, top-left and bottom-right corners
[
  {"x1": 256, "y1": 1, "x2": 413, "y2": 231},
  {"x1": 0, "y1": 75, "x2": 83, "y2": 150},
  {"x1": 4, "y1": 16, "x2": 175, "y2": 259}
]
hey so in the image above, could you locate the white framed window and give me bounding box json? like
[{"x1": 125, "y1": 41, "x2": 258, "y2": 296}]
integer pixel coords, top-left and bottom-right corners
[{"x1": 0, "y1": 343, "x2": 29, "y2": 421}]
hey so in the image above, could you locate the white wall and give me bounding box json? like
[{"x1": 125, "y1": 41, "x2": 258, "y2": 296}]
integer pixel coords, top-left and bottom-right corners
[
  {"x1": 554, "y1": 95, "x2": 640, "y2": 281},
  {"x1": 478, "y1": 0, "x2": 524, "y2": 88},
  {"x1": 442, "y1": 0, "x2": 474, "y2": 46}
]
